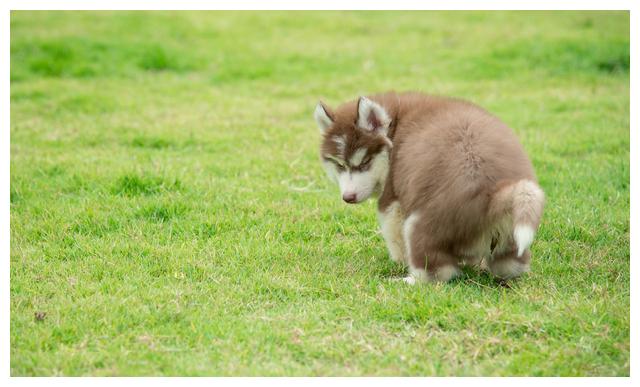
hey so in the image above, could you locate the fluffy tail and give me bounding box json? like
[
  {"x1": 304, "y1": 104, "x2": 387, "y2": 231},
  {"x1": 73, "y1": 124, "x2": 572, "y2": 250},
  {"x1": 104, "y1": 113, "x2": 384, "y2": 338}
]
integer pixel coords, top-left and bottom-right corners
[{"x1": 490, "y1": 180, "x2": 545, "y2": 257}]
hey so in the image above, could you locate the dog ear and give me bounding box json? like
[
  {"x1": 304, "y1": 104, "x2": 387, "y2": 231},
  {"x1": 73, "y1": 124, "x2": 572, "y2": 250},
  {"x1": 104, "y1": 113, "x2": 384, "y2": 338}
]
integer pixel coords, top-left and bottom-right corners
[
  {"x1": 357, "y1": 96, "x2": 391, "y2": 136},
  {"x1": 314, "y1": 101, "x2": 334, "y2": 133}
]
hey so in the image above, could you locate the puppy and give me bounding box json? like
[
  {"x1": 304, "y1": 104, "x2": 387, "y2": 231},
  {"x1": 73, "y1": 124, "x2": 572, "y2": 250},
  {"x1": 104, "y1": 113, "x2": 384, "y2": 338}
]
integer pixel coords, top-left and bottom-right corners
[{"x1": 315, "y1": 92, "x2": 544, "y2": 283}]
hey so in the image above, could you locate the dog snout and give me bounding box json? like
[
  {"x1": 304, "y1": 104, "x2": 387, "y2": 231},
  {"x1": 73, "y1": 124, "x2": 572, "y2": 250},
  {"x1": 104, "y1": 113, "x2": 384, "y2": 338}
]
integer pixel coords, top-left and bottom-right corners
[{"x1": 342, "y1": 192, "x2": 357, "y2": 203}]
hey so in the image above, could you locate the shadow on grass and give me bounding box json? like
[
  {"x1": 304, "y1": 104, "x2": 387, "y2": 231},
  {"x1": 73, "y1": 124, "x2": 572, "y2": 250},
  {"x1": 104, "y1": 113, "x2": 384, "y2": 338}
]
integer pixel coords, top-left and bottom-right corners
[
  {"x1": 377, "y1": 260, "x2": 522, "y2": 290},
  {"x1": 455, "y1": 266, "x2": 519, "y2": 290}
]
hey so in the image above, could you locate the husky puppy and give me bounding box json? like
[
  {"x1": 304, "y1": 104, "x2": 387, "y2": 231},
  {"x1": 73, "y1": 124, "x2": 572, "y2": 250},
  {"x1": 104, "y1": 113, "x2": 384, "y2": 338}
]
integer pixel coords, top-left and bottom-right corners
[{"x1": 315, "y1": 92, "x2": 544, "y2": 283}]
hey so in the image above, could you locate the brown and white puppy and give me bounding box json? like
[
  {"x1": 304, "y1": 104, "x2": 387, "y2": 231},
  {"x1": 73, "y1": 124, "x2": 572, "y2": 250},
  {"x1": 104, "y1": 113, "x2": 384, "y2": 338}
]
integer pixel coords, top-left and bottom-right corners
[{"x1": 315, "y1": 92, "x2": 544, "y2": 283}]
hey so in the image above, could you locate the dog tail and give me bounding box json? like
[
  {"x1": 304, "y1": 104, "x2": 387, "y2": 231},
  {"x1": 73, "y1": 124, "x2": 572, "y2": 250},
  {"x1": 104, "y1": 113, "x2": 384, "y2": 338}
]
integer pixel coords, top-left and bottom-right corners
[{"x1": 489, "y1": 180, "x2": 545, "y2": 257}]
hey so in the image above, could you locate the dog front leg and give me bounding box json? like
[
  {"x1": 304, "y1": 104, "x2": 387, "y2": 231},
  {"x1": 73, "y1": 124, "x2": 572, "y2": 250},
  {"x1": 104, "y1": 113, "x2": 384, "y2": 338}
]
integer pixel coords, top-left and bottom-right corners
[{"x1": 378, "y1": 201, "x2": 407, "y2": 265}]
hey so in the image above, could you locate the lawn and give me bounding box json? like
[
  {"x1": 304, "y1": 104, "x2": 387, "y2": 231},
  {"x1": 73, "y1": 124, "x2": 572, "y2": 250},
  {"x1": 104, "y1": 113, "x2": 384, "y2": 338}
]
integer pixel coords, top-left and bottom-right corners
[{"x1": 9, "y1": 11, "x2": 630, "y2": 376}]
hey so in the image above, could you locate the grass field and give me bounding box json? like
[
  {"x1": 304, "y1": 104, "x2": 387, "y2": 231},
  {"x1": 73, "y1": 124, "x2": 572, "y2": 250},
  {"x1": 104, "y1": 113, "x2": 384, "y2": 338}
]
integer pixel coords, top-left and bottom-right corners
[{"x1": 9, "y1": 11, "x2": 630, "y2": 376}]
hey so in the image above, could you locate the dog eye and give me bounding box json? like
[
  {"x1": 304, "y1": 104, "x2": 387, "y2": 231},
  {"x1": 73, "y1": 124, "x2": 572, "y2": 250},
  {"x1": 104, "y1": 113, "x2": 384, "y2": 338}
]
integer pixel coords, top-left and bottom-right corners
[
  {"x1": 331, "y1": 159, "x2": 346, "y2": 169},
  {"x1": 361, "y1": 157, "x2": 372, "y2": 166}
]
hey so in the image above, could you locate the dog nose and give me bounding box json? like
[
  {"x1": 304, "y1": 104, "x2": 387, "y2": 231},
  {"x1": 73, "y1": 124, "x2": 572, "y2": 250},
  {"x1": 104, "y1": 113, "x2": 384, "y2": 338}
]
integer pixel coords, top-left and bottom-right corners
[{"x1": 342, "y1": 193, "x2": 357, "y2": 203}]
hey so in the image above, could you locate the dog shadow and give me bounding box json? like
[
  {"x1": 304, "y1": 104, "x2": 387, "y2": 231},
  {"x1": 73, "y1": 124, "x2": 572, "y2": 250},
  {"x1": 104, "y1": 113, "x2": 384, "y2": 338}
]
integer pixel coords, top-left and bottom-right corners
[{"x1": 378, "y1": 262, "x2": 518, "y2": 289}]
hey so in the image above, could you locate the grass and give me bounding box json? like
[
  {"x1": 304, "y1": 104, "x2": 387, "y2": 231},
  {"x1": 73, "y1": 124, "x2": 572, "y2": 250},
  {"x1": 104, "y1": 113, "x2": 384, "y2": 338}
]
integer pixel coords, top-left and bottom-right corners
[{"x1": 9, "y1": 11, "x2": 630, "y2": 376}]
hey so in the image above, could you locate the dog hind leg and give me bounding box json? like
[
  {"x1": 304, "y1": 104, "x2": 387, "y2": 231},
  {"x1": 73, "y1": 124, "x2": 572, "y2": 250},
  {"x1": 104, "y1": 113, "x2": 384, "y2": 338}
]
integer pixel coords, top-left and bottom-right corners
[{"x1": 402, "y1": 212, "x2": 461, "y2": 284}]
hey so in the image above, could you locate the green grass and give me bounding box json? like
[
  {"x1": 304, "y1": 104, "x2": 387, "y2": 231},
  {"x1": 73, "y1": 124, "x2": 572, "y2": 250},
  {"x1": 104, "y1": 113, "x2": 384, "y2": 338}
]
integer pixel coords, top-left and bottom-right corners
[{"x1": 10, "y1": 11, "x2": 630, "y2": 376}]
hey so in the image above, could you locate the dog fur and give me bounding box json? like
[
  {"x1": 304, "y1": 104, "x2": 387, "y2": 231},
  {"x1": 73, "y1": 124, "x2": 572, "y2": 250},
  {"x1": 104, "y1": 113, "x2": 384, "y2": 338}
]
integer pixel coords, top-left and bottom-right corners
[{"x1": 315, "y1": 92, "x2": 544, "y2": 283}]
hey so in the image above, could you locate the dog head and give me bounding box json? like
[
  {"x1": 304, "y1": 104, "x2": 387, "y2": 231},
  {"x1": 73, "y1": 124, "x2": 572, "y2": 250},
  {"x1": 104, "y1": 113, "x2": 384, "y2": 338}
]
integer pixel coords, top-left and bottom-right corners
[{"x1": 315, "y1": 96, "x2": 393, "y2": 204}]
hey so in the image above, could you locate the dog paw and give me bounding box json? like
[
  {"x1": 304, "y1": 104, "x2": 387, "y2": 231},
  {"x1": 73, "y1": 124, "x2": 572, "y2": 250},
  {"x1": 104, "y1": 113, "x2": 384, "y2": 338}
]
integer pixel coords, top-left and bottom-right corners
[{"x1": 402, "y1": 276, "x2": 416, "y2": 285}]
